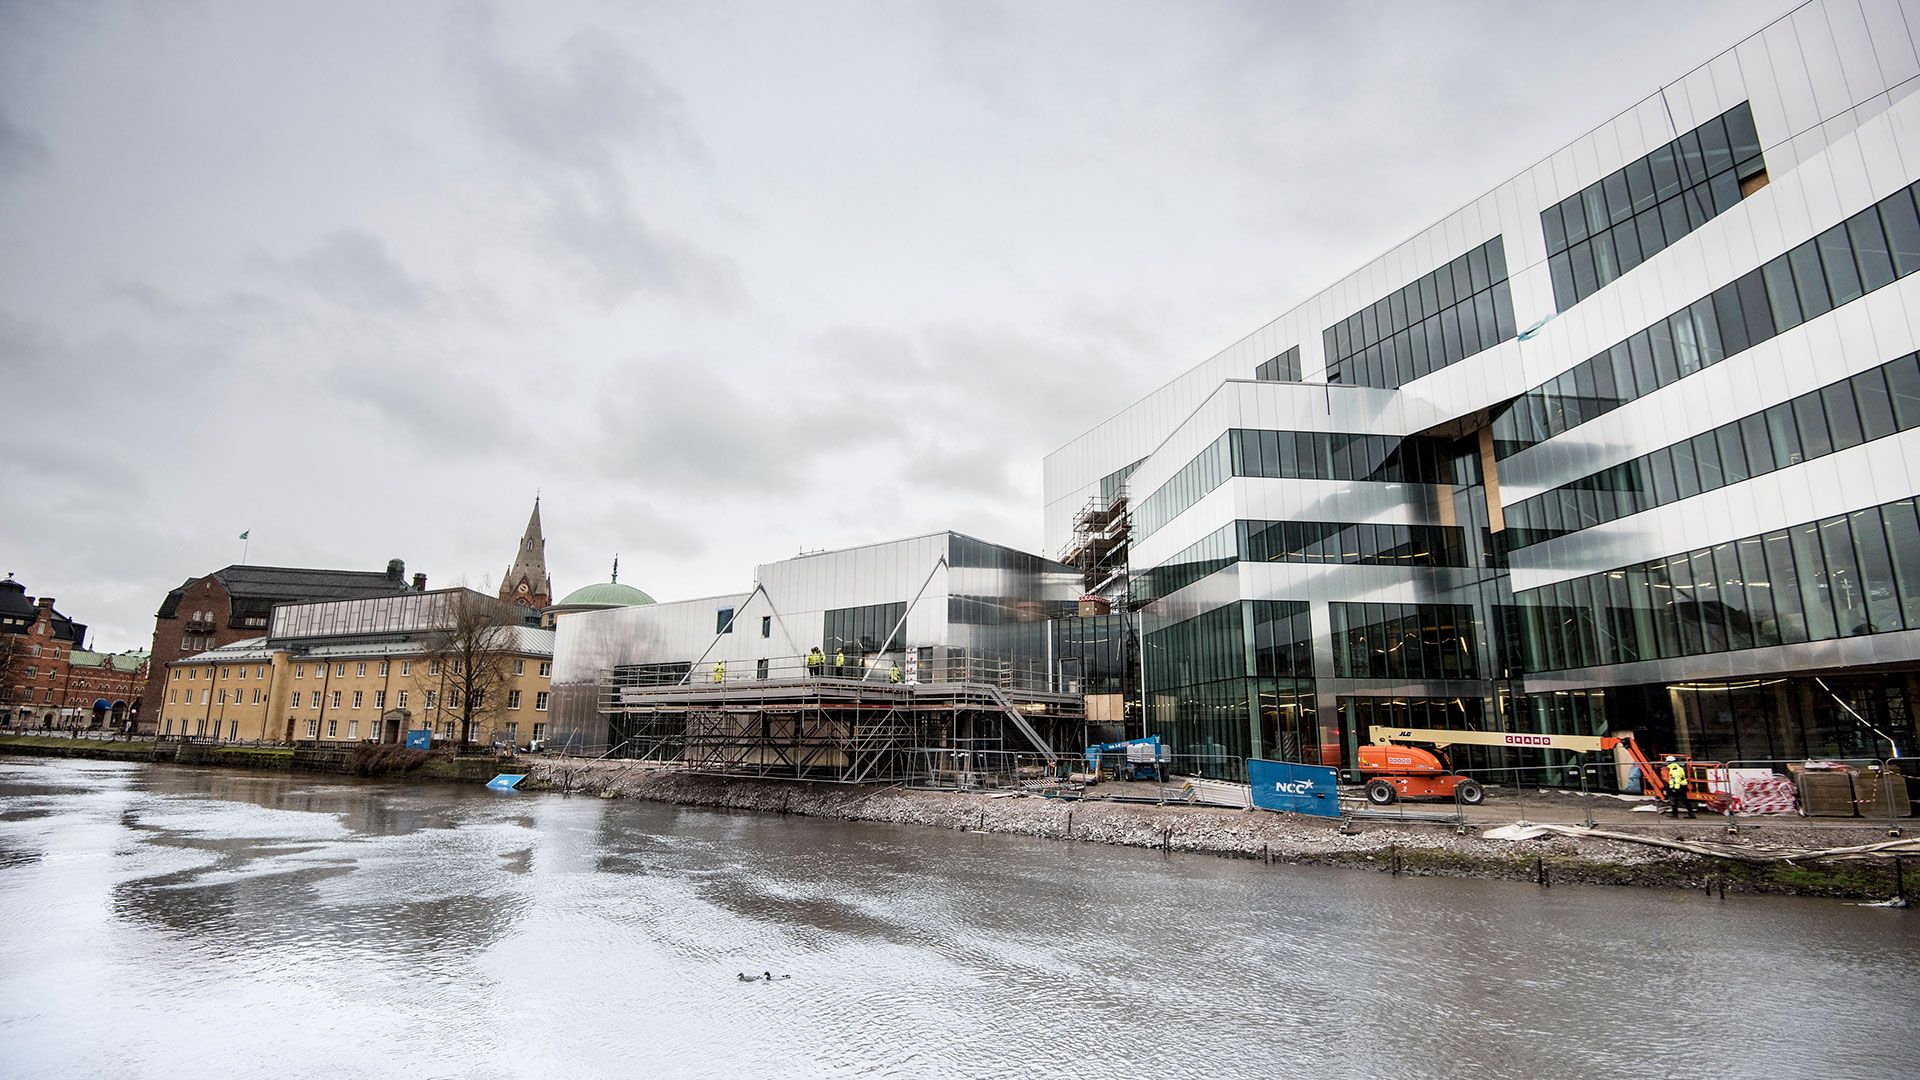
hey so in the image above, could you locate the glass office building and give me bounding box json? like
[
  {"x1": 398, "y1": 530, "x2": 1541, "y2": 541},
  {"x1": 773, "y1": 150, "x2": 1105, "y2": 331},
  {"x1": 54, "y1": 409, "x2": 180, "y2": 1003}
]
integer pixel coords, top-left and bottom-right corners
[{"x1": 1044, "y1": 0, "x2": 1920, "y2": 777}]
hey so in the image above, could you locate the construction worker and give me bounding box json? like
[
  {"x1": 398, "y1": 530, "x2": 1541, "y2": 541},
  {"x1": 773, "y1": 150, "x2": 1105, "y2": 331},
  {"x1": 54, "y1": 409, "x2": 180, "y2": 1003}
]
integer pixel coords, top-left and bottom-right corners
[
  {"x1": 888, "y1": 662, "x2": 903, "y2": 683},
  {"x1": 834, "y1": 648, "x2": 847, "y2": 677},
  {"x1": 806, "y1": 646, "x2": 825, "y2": 677},
  {"x1": 712, "y1": 661, "x2": 726, "y2": 684},
  {"x1": 1663, "y1": 756, "x2": 1694, "y2": 818}
]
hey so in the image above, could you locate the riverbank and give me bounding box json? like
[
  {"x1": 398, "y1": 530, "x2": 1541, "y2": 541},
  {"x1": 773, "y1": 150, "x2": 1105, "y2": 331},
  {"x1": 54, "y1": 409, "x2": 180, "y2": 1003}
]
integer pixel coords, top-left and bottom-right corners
[
  {"x1": 5, "y1": 738, "x2": 1909, "y2": 899},
  {"x1": 528, "y1": 758, "x2": 1918, "y2": 901},
  {"x1": 0, "y1": 734, "x2": 506, "y2": 783}
]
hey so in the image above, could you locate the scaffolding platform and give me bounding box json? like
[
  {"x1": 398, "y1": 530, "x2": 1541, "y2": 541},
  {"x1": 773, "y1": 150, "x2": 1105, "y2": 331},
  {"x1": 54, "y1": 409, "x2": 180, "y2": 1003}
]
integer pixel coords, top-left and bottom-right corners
[{"x1": 599, "y1": 674, "x2": 1084, "y2": 785}]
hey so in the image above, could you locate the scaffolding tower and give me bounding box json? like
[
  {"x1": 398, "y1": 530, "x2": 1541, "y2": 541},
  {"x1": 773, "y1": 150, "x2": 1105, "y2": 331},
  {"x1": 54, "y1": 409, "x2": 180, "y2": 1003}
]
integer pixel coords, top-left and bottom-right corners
[{"x1": 1060, "y1": 484, "x2": 1131, "y2": 605}]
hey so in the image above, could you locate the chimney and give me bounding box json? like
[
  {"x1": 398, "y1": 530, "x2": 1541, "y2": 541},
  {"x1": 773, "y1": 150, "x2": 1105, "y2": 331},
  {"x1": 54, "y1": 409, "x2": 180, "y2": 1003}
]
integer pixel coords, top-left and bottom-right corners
[
  {"x1": 386, "y1": 558, "x2": 406, "y2": 583},
  {"x1": 413, "y1": 573, "x2": 427, "y2": 592},
  {"x1": 36, "y1": 597, "x2": 54, "y2": 611}
]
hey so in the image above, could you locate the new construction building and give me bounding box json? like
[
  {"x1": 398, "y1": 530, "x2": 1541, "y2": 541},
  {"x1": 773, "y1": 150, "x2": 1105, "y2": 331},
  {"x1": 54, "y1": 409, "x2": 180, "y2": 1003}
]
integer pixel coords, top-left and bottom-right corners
[
  {"x1": 1045, "y1": 0, "x2": 1920, "y2": 778},
  {"x1": 545, "y1": 533, "x2": 1118, "y2": 780}
]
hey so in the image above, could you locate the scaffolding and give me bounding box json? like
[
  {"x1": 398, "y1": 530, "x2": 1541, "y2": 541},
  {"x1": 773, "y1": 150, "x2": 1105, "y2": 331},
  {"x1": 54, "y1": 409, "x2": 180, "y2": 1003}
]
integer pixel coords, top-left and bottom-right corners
[
  {"x1": 595, "y1": 650, "x2": 1085, "y2": 784},
  {"x1": 1060, "y1": 485, "x2": 1131, "y2": 604}
]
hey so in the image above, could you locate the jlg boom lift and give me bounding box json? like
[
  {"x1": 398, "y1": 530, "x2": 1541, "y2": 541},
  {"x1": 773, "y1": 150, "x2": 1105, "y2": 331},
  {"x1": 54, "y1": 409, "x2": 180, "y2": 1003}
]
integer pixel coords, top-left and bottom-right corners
[{"x1": 1359, "y1": 726, "x2": 1712, "y2": 807}]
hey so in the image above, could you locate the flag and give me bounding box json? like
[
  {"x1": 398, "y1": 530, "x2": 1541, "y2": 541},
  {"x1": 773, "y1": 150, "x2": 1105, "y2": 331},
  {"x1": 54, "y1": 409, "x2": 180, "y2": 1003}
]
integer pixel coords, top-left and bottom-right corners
[{"x1": 239, "y1": 530, "x2": 250, "y2": 540}]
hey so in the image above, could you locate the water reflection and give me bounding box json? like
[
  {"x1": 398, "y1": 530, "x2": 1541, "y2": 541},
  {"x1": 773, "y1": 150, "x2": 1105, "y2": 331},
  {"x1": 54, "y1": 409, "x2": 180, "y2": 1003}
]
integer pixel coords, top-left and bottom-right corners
[{"x1": 1, "y1": 757, "x2": 1917, "y2": 1080}]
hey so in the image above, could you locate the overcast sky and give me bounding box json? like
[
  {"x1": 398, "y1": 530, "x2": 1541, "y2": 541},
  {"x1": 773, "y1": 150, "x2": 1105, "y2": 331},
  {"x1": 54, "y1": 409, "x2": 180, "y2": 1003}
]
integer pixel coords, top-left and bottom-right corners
[{"x1": 2, "y1": 0, "x2": 1773, "y2": 651}]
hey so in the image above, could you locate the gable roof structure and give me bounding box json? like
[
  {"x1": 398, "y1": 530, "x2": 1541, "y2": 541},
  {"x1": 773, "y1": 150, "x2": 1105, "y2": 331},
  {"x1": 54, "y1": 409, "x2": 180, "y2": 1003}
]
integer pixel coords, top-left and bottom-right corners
[{"x1": 158, "y1": 564, "x2": 416, "y2": 620}]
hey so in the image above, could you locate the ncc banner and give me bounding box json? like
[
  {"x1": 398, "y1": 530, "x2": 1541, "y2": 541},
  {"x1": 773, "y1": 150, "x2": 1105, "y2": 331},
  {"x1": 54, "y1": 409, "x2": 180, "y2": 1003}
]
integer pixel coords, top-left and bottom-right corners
[{"x1": 1247, "y1": 759, "x2": 1341, "y2": 818}]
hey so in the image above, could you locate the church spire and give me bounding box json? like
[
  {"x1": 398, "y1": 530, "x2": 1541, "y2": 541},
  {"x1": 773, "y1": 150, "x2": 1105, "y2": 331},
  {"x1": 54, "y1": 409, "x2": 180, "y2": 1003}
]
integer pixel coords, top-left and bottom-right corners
[{"x1": 499, "y1": 496, "x2": 553, "y2": 609}]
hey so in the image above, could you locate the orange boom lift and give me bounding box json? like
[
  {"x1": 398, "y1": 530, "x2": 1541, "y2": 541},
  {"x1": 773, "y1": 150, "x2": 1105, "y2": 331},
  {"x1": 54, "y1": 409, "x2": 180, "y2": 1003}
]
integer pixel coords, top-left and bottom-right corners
[{"x1": 1358, "y1": 725, "x2": 1708, "y2": 807}]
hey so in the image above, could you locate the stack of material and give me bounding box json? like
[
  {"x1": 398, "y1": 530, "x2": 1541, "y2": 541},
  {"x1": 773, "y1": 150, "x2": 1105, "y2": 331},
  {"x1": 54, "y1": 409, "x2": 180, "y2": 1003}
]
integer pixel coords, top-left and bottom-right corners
[
  {"x1": 1851, "y1": 768, "x2": 1913, "y2": 818},
  {"x1": 1796, "y1": 768, "x2": 1859, "y2": 817},
  {"x1": 1731, "y1": 773, "x2": 1799, "y2": 815}
]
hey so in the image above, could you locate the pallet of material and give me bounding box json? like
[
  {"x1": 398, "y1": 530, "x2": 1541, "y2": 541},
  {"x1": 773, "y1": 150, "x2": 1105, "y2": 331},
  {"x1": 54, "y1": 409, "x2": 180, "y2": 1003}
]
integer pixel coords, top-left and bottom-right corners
[
  {"x1": 1851, "y1": 770, "x2": 1913, "y2": 818},
  {"x1": 1796, "y1": 771, "x2": 1859, "y2": 817}
]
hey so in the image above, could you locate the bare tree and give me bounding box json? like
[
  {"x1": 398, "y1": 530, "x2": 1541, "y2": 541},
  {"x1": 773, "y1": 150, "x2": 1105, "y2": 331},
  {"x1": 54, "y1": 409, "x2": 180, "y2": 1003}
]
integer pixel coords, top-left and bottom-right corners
[
  {"x1": 0, "y1": 633, "x2": 20, "y2": 724},
  {"x1": 421, "y1": 591, "x2": 522, "y2": 748}
]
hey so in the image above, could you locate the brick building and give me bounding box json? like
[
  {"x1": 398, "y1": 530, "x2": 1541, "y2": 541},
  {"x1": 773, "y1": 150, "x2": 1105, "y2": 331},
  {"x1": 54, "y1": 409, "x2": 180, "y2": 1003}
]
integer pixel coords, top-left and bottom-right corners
[
  {"x1": 138, "y1": 561, "x2": 426, "y2": 732},
  {"x1": 65, "y1": 649, "x2": 149, "y2": 726},
  {"x1": 0, "y1": 575, "x2": 145, "y2": 728}
]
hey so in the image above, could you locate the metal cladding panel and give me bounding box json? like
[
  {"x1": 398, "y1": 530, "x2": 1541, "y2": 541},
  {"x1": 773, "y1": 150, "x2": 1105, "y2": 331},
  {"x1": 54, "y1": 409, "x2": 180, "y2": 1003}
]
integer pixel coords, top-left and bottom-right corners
[{"x1": 551, "y1": 594, "x2": 753, "y2": 685}]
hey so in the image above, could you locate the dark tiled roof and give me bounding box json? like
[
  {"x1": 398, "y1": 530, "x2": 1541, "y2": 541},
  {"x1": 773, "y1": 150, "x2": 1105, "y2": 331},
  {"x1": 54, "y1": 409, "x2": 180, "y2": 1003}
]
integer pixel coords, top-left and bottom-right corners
[
  {"x1": 158, "y1": 565, "x2": 414, "y2": 619},
  {"x1": 0, "y1": 579, "x2": 33, "y2": 620},
  {"x1": 0, "y1": 578, "x2": 83, "y2": 644}
]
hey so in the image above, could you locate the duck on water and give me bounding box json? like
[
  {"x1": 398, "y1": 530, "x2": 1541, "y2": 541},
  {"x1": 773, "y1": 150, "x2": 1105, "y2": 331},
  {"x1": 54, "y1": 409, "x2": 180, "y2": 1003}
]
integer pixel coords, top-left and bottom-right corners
[{"x1": 737, "y1": 972, "x2": 790, "y2": 982}]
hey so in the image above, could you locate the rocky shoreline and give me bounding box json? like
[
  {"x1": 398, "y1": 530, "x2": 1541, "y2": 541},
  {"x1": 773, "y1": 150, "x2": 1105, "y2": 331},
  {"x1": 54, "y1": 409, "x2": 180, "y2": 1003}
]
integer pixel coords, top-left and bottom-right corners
[{"x1": 527, "y1": 759, "x2": 1915, "y2": 901}]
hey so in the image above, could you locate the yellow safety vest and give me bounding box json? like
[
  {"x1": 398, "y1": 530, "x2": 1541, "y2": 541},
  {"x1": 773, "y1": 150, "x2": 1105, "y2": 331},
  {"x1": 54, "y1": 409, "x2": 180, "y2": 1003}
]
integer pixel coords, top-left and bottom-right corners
[
  {"x1": 1665, "y1": 762, "x2": 1687, "y2": 788},
  {"x1": 713, "y1": 663, "x2": 725, "y2": 682},
  {"x1": 835, "y1": 652, "x2": 846, "y2": 667}
]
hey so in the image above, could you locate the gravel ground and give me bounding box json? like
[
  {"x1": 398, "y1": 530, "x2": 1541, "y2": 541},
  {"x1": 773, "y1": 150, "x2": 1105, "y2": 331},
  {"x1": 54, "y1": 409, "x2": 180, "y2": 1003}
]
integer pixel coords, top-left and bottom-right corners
[{"x1": 524, "y1": 759, "x2": 1915, "y2": 899}]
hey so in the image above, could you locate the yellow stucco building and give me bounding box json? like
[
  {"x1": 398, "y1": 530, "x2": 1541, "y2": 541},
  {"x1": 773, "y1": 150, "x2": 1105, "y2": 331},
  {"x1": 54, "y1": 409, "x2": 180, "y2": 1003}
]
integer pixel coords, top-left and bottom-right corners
[{"x1": 159, "y1": 589, "x2": 555, "y2": 748}]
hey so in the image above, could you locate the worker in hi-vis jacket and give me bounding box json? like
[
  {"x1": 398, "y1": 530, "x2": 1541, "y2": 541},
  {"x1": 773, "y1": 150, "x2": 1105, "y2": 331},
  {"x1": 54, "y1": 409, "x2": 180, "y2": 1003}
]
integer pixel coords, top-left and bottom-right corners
[{"x1": 1663, "y1": 757, "x2": 1694, "y2": 819}]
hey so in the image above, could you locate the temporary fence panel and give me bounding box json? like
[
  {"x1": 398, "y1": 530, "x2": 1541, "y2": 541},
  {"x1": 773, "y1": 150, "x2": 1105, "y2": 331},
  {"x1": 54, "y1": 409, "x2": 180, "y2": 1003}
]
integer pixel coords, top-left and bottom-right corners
[{"x1": 1248, "y1": 759, "x2": 1341, "y2": 818}]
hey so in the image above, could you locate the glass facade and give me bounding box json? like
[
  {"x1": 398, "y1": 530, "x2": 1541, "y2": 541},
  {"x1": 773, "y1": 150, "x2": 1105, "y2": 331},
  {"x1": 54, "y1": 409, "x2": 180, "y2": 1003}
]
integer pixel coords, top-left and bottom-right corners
[
  {"x1": 1494, "y1": 180, "x2": 1920, "y2": 457},
  {"x1": 1543, "y1": 102, "x2": 1765, "y2": 309},
  {"x1": 1144, "y1": 600, "x2": 1318, "y2": 777},
  {"x1": 1322, "y1": 238, "x2": 1515, "y2": 389},
  {"x1": 1254, "y1": 346, "x2": 1301, "y2": 383},
  {"x1": 1134, "y1": 429, "x2": 1477, "y2": 540},
  {"x1": 1504, "y1": 351, "x2": 1920, "y2": 548},
  {"x1": 824, "y1": 601, "x2": 907, "y2": 657},
  {"x1": 1133, "y1": 520, "x2": 1470, "y2": 605},
  {"x1": 1512, "y1": 495, "x2": 1920, "y2": 672},
  {"x1": 1050, "y1": 614, "x2": 1133, "y2": 696},
  {"x1": 269, "y1": 590, "x2": 479, "y2": 641},
  {"x1": 1329, "y1": 603, "x2": 1479, "y2": 680}
]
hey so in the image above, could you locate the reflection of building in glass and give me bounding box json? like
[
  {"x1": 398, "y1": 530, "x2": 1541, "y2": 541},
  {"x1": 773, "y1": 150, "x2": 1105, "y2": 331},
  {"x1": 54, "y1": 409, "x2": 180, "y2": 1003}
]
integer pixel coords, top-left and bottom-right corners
[{"x1": 1046, "y1": 0, "x2": 1920, "y2": 778}]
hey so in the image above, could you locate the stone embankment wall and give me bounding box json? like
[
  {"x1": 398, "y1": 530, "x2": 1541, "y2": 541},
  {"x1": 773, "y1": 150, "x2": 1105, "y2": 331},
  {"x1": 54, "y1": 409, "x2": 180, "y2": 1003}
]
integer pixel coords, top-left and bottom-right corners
[{"x1": 0, "y1": 735, "x2": 504, "y2": 783}]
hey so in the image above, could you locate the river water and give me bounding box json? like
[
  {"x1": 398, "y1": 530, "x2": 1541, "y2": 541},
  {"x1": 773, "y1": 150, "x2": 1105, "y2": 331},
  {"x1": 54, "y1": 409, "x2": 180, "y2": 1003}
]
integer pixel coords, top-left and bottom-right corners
[{"x1": 1, "y1": 757, "x2": 1916, "y2": 1079}]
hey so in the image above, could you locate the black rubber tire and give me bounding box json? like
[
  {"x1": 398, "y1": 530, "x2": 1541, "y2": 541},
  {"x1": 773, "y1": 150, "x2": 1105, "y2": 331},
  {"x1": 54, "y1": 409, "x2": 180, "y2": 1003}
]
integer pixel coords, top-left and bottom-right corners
[
  {"x1": 1366, "y1": 779, "x2": 1398, "y2": 805},
  {"x1": 1456, "y1": 779, "x2": 1485, "y2": 806}
]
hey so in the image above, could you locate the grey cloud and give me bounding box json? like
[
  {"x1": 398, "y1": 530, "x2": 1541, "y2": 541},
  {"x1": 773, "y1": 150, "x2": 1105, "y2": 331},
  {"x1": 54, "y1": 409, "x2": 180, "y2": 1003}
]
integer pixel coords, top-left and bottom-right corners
[
  {"x1": 450, "y1": 8, "x2": 737, "y2": 309},
  {"x1": 0, "y1": 108, "x2": 49, "y2": 179},
  {"x1": 543, "y1": 195, "x2": 743, "y2": 309},
  {"x1": 251, "y1": 229, "x2": 431, "y2": 313},
  {"x1": 591, "y1": 357, "x2": 906, "y2": 495},
  {"x1": 462, "y1": 27, "x2": 708, "y2": 176}
]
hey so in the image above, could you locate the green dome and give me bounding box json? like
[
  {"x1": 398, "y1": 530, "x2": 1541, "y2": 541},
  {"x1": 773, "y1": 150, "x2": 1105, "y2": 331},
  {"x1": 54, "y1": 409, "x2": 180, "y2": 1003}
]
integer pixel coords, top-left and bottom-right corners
[{"x1": 555, "y1": 581, "x2": 656, "y2": 608}]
